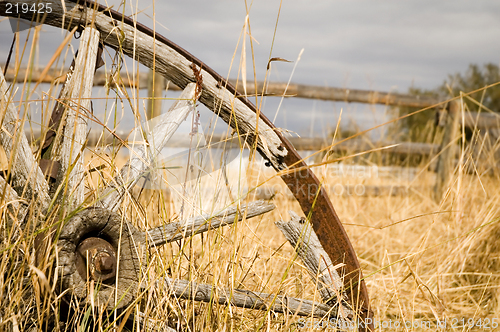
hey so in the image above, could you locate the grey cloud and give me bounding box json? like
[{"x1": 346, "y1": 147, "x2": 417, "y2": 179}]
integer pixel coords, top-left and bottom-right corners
[{"x1": 1, "y1": 0, "x2": 500, "y2": 136}]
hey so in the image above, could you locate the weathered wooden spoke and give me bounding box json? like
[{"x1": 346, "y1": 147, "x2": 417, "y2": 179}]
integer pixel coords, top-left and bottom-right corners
[
  {"x1": 46, "y1": 27, "x2": 101, "y2": 209},
  {"x1": 57, "y1": 201, "x2": 275, "y2": 310},
  {"x1": 0, "y1": 0, "x2": 373, "y2": 330},
  {"x1": 0, "y1": 59, "x2": 50, "y2": 216},
  {"x1": 276, "y1": 211, "x2": 355, "y2": 320},
  {"x1": 97, "y1": 83, "x2": 198, "y2": 212},
  {"x1": 147, "y1": 200, "x2": 276, "y2": 247},
  {"x1": 147, "y1": 277, "x2": 339, "y2": 318},
  {"x1": 140, "y1": 211, "x2": 356, "y2": 326}
]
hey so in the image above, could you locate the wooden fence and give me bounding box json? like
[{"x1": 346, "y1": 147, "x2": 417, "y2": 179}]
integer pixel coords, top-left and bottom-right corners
[
  {"x1": 5, "y1": 65, "x2": 499, "y2": 125},
  {"x1": 6, "y1": 66, "x2": 500, "y2": 199},
  {"x1": 25, "y1": 130, "x2": 437, "y2": 156}
]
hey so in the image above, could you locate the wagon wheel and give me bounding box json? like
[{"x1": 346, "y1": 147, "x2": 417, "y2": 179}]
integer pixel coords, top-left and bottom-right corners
[{"x1": 0, "y1": 1, "x2": 372, "y2": 331}]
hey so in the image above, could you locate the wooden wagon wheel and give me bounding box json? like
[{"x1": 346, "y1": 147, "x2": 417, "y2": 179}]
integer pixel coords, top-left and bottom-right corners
[{"x1": 0, "y1": 1, "x2": 373, "y2": 330}]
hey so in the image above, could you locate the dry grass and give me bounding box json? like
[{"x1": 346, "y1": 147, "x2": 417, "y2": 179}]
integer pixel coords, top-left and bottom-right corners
[
  {"x1": 2, "y1": 5, "x2": 500, "y2": 331},
  {"x1": 35, "y1": 143, "x2": 500, "y2": 331},
  {"x1": 2, "y1": 95, "x2": 500, "y2": 331}
]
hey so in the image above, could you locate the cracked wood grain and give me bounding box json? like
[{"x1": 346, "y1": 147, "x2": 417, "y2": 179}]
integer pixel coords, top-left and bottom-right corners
[
  {"x1": 147, "y1": 200, "x2": 275, "y2": 247},
  {"x1": 50, "y1": 27, "x2": 100, "y2": 209},
  {"x1": 148, "y1": 277, "x2": 337, "y2": 318}
]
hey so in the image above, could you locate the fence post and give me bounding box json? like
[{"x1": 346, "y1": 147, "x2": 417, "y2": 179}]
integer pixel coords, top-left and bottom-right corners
[
  {"x1": 434, "y1": 100, "x2": 460, "y2": 201},
  {"x1": 146, "y1": 69, "x2": 166, "y2": 119}
]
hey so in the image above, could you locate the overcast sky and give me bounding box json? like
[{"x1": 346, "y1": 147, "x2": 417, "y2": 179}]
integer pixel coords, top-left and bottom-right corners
[
  {"x1": 1, "y1": 0, "x2": 500, "y2": 137},
  {"x1": 149, "y1": 0, "x2": 500, "y2": 91}
]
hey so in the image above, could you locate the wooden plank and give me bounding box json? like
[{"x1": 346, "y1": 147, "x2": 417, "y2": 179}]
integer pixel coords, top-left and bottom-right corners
[
  {"x1": 0, "y1": 66, "x2": 50, "y2": 213},
  {"x1": 463, "y1": 111, "x2": 500, "y2": 129},
  {"x1": 147, "y1": 200, "x2": 275, "y2": 247},
  {"x1": 3, "y1": 66, "x2": 439, "y2": 108},
  {"x1": 245, "y1": 81, "x2": 440, "y2": 108},
  {"x1": 50, "y1": 27, "x2": 100, "y2": 208},
  {"x1": 276, "y1": 211, "x2": 354, "y2": 321},
  {"x1": 3, "y1": 65, "x2": 151, "y2": 89},
  {"x1": 148, "y1": 277, "x2": 337, "y2": 318}
]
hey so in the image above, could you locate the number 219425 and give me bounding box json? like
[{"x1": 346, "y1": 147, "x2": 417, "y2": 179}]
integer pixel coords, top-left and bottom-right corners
[
  {"x1": 450, "y1": 317, "x2": 498, "y2": 329},
  {"x1": 5, "y1": 2, "x2": 52, "y2": 14}
]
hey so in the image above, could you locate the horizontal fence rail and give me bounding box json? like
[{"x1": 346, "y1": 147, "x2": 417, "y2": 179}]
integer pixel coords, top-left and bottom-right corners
[
  {"x1": 23, "y1": 130, "x2": 496, "y2": 180},
  {"x1": 26, "y1": 129, "x2": 439, "y2": 155},
  {"x1": 1, "y1": 65, "x2": 442, "y2": 107},
  {"x1": 6, "y1": 66, "x2": 500, "y2": 129},
  {"x1": 6, "y1": 66, "x2": 499, "y2": 201}
]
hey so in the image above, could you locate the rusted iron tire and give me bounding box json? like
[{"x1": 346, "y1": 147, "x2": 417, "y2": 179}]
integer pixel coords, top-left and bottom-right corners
[{"x1": 57, "y1": 207, "x2": 145, "y2": 309}]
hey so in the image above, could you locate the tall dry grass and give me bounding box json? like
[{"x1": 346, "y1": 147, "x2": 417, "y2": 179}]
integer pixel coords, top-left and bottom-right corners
[{"x1": 1, "y1": 4, "x2": 500, "y2": 332}]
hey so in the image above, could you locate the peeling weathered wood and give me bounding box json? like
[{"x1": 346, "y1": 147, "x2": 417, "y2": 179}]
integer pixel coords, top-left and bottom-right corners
[
  {"x1": 98, "y1": 83, "x2": 197, "y2": 211},
  {"x1": 0, "y1": 67, "x2": 50, "y2": 213},
  {"x1": 149, "y1": 277, "x2": 337, "y2": 318},
  {"x1": 50, "y1": 27, "x2": 100, "y2": 208},
  {"x1": 147, "y1": 200, "x2": 275, "y2": 247},
  {"x1": 275, "y1": 211, "x2": 354, "y2": 321}
]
